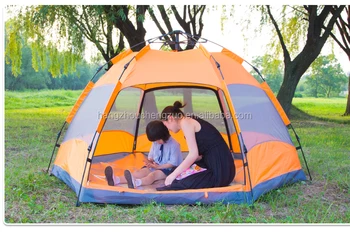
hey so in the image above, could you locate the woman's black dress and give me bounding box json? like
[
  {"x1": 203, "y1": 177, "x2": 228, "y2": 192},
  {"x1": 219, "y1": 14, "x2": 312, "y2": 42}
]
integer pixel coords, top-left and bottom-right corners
[{"x1": 157, "y1": 116, "x2": 235, "y2": 191}]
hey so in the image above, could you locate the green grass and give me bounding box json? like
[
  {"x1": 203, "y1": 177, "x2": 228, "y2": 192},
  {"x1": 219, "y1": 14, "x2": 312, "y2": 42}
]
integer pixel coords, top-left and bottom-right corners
[
  {"x1": 5, "y1": 90, "x2": 81, "y2": 110},
  {"x1": 4, "y1": 90, "x2": 350, "y2": 223},
  {"x1": 292, "y1": 97, "x2": 350, "y2": 124}
]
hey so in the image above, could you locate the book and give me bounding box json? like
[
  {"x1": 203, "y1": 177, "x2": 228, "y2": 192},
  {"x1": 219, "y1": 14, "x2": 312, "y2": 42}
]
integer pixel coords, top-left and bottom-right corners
[{"x1": 175, "y1": 164, "x2": 207, "y2": 180}]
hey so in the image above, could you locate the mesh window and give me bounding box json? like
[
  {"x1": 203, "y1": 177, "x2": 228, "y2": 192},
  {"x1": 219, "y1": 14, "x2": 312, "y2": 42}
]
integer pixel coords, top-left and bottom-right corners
[
  {"x1": 138, "y1": 88, "x2": 228, "y2": 135},
  {"x1": 102, "y1": 87, "x2": 142, "y2": 134}
]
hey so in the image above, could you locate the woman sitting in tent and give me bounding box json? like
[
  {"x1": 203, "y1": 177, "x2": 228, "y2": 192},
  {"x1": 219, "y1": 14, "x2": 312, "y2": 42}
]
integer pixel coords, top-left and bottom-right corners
[{"x1": 156, "y1": 101, "x2": 236, "y2": 191}]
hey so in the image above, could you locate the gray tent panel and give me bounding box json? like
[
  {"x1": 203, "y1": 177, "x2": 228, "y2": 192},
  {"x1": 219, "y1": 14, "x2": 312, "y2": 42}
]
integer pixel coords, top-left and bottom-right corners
[{"x1": 227, "y1": 84, "x2": 293, "y2": 151}]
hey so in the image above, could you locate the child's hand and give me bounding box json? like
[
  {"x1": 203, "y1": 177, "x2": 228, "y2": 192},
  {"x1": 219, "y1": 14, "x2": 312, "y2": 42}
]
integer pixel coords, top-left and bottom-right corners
[
  {"x1": 146, "y1": 161, "x2": 158, "y2": 169},
  {"x1": 144, "y1": 158, "x2": 154, "y2": 165}
]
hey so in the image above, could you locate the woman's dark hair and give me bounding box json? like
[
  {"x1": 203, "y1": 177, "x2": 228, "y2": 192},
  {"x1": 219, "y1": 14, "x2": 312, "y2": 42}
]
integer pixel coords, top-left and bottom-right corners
[
  {"x1": 160, "y1": 101, "x2": 186, "y2": 121},
  {"x1": 146, "y1": 120, "x2": 170, "y2": 142}
]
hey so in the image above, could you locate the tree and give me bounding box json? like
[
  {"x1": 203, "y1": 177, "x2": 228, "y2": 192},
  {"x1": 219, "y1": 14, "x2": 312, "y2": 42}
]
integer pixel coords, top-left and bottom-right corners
[
  {"x1": 257, "y1": 5, "x2": 345, "y2": 115},
  {"x1": 304, "y1": 74, "x2": 320, "y2": 98},
  {"x1": 5, "y1": 18, "x2": 24, "y2": 78},
  {"x1": 250, "y1": 55, "x2": 283, "y2": 94},
  {"x1": 5, "y1": 5, "x2": 148, "y2": 77},
  {"x1": 328, "y1": 6, "x2": 350, "y2": 115},
  {"x1": 5, "y1": 44, "x2": 51, "y2": 90},
  {"x1": 148, "y1": 5, "x2": 206, "y2": 51},
  {"x1": 304, "y1": 54, "x2": 347, "y2": 98},
  {"x1": 5, "y1": 19, "x2": 100, "y2": 91},
  {"x1": 102, "y1": 5, "x2": 149, "y2": 52},
  {"x1": 5, "y1": 42, "x2": 99, "y2": 91}
]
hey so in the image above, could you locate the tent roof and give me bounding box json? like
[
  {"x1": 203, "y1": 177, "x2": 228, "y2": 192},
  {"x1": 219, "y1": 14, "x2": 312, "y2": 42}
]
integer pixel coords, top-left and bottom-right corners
[{"x1": 95, "y1": 45, "x2": 260, "y2": 89}]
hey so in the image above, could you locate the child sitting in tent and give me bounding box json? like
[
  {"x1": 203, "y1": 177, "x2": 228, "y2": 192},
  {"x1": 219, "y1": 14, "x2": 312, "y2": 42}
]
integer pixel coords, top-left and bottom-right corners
[{"x1": 104, "y1": 120, "x2": 183, "y2": 189}]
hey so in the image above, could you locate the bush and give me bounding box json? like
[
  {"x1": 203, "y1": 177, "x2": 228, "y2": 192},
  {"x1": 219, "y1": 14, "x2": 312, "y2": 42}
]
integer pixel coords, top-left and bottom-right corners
[{"x1": 294, "y1": 92, "x2": 303, "y2": 98}]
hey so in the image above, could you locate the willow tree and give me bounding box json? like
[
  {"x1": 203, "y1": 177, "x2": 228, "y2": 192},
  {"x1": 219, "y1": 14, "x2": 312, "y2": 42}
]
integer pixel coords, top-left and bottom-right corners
[
  {"x1": 5, "y1": 5, "x2": 148, "y2": 77},
  {"x1": 328, "y1": 6, "x2": 350, "y2": 116},
  {"x1": 5, "y1": 5, "x2": 208, "y2": 79},
  {"x1": 148, "y1": 5, "x2": 206, "y2": 50},
  {"x1": 248, "y1": 5, "x2": 346, "y2": 115}
]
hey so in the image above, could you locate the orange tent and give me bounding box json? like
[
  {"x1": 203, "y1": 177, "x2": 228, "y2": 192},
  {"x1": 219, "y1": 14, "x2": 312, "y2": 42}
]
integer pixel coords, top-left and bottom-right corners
[{"x1": 48, "y1": 32, "x2": 310, "y2": 205}]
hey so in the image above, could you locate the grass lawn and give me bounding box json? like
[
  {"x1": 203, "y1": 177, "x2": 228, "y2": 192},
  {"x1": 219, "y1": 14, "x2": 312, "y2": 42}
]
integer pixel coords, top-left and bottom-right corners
[
  {"x1": 292, "y1": 97, "x2": 350, "y2": 124},
  {"x1": 3, "y1": 90, "x2": 350, "y2": 223}
]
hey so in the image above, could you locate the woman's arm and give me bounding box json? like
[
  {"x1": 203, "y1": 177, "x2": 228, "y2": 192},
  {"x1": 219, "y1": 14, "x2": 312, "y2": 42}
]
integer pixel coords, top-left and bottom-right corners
[{"x1": 164, "y1": 118, "x2": 199, "y2": 185}]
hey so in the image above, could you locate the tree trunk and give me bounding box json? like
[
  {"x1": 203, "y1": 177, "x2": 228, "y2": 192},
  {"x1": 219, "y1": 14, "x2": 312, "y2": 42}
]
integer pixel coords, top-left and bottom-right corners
[
  {"x1": 143, "y1": 91, "x2": 158, "y2": 124},
  {"x1": 344, "y1": 74, "x2": 350, "y2": 116},
  {"x1": 278, "y1": 46, "x2": 331, "y2": 115},
  {"x1": 277, "y1": 65, "x2": 301, "y2": 115},
  {"x1": 183, "y1": 89, "x2": 193, "y2": 115},
  {"x1": 278, "y1": 35, "x2": 328, "y2": 114}
]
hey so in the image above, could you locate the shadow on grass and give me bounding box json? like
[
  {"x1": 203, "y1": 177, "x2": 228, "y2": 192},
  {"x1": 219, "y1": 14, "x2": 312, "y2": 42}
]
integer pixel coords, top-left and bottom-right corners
[{"x1": 289, "y1": 105, "x2": 350, "y2": 125}]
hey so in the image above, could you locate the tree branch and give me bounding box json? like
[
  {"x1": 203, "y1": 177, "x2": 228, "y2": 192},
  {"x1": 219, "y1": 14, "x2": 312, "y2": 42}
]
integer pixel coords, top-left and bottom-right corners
[
  {"x1": 183, "y1": 5, "x2": 187, "y2": 22},
  {"x1": 198, "y1": 6, "x2": 205, "y2": 36},
  {"x1": 306, "y1": 5, "x2": 317, "y2": 39},
  {"x1": 321, "y1": 6, "x2": 346, "y2": 40},
  {"x1": 64, "y1": 9, "x2": 94, "y2": 42},
  {"x1": 117, "y1": 32, "x2": 125, "y2": 54},
  {"x1": 329, "y1": 30, "x2": 348, "y2": 53},
  {"x1": 136, "y1": 5, "x2": 149, "y2": 34},
  {"x1": 266, "y1": 5, "x2": 291, "y2": 65},
  {"x1": 336, "y1": 20, "x2": 350, "y2": 53},
  {"x1": 99, "y1": 13, "x2": 107, "y2": 38},
  {"x1": 171, "y1": 5, "x2": 189, "y2": 32},
  {"x1": 318, "y1": 5, "x2": 332, "y2": 23},
  {"x1": 337, "y1": 11, "x2": 350, "y2": 44},
  {"x1": 82, "y1": 6, "x2": 94, "y2": 38},
  {"x1": 188, "y1": 6, "x2": 195, "y2": 34},
  {"x1": 158, "y1": 5, "x2": 174, "y2": 34},
  {"x1": 327, "y1": 7, "x2": 350, "y2": 58},
  {"x1": 287, "y1": 5, "x2": 308, "y2": 17},
  {"x1": 148, "y1": 7, "x2": 167, "y2": 35},
  {"x1": 147, "y1": 6, "x2": 173, "y2": 46}
]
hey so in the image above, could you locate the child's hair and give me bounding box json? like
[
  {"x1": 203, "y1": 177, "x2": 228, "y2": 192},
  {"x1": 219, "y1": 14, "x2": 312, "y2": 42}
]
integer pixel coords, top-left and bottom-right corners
[
  {"x1": 146, "y1": 120, "x2": 170, "y2": 142},
  {"x1": 160, "y1": 101, "x2": 186, "y2": 121}
]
